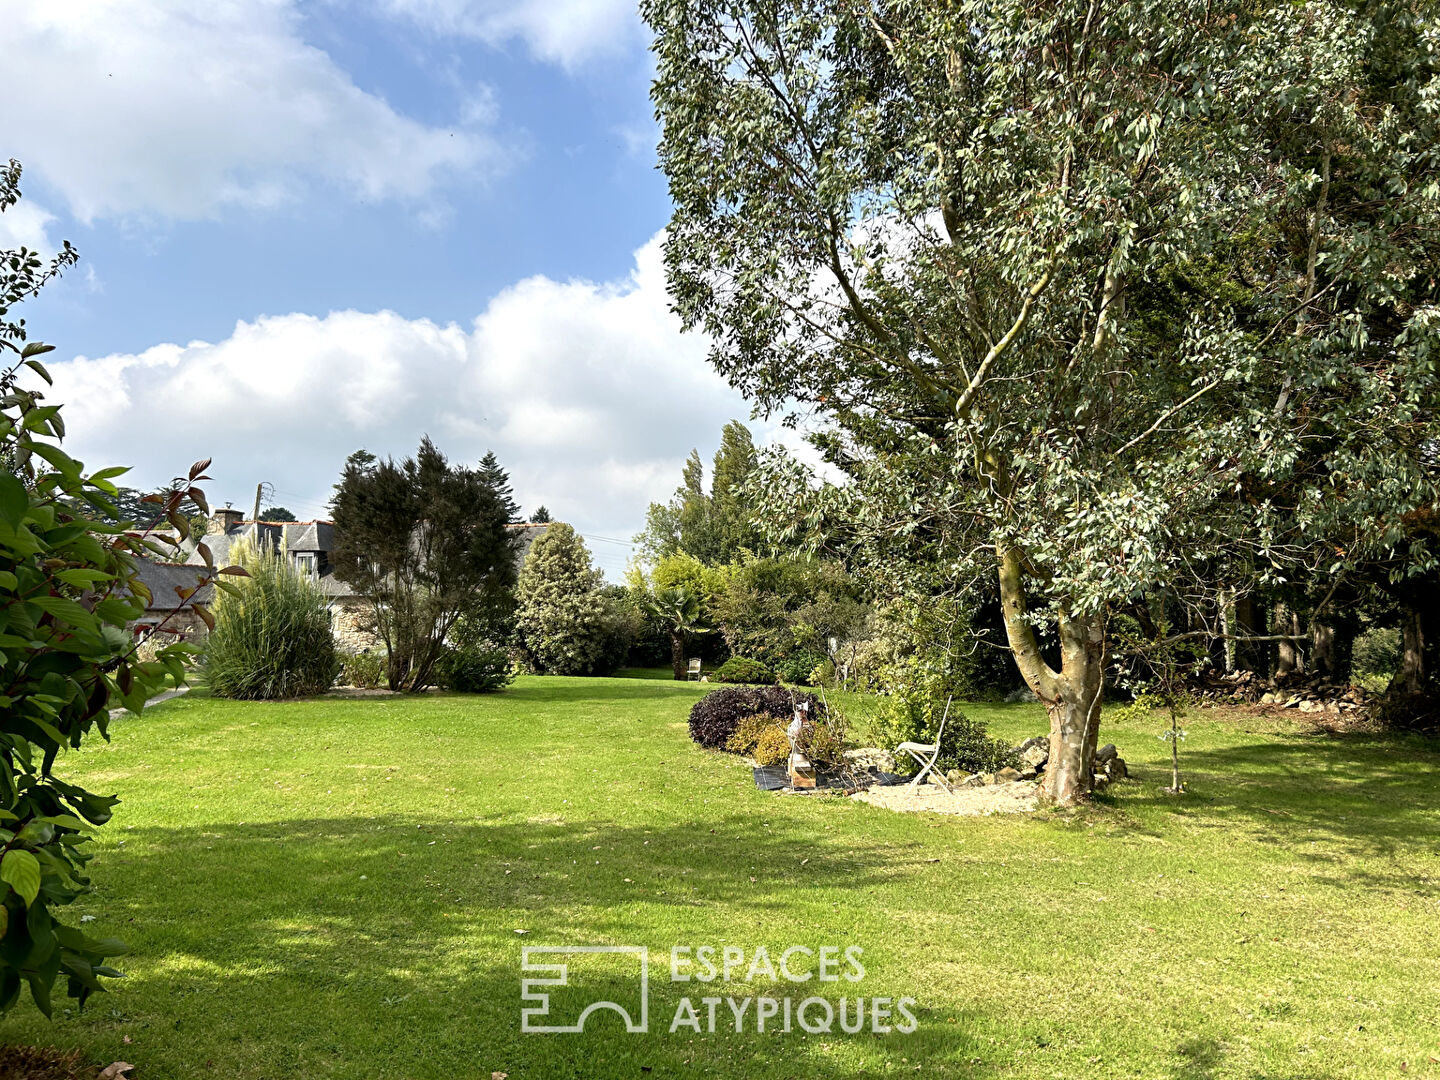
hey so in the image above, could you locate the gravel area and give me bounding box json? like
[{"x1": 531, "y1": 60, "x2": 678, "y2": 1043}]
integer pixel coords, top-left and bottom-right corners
[{"x1": 850, "y1": 779, "x2": 1040, "y2": 816}]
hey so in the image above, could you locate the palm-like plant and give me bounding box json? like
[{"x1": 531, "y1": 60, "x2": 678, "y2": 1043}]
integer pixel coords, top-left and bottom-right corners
[{"x1": 644, "y1": 585, "x2": 711, "y2": 680}]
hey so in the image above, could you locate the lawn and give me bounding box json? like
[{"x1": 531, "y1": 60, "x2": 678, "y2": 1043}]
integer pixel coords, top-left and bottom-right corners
[{"x1": 2, "y1": 675, "x2": 1438, "y2": 1079}]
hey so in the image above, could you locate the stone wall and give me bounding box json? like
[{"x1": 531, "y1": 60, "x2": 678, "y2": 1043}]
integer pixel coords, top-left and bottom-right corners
[{"x1": 331, "y1": 598, "x2": 382, "y2": 653}]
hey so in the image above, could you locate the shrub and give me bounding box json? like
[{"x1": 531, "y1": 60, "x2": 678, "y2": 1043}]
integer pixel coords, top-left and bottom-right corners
[
  {"x1": 437, "y1": 644, "x2": 514, "y2": 693},
  {"x1": 726, "y1": 713, "x2": 790, "y2": 765},
  {"x1": 1353, "y1": 626, "x2": 1401, "y2": 684},
  {"x1": 873, "y1": 657, "x2": 1016, "y2": 775},
  {"x1": 715, "y1": 656, "x2": 776, "y2": 684},
  {"x1": 339, "y1": 650, "x2": 386, "y2": 690},
  {"x1": 775, "y1": 650, "x2": 826, "y2": 685},
  {"x1": 203, "y1": 539, "x2": 338, "y2": 700},
  {"x1": 688, "y1": 685, "x2": 823, "y2": 750}
]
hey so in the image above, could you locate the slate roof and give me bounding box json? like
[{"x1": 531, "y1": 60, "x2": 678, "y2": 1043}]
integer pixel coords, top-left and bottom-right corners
[
  {"x1": 133, "y1": 518, "x2": 551, "y2": 615},
  {"x1": 133, "y1": 561, "x2": 215, "y2": 610}
]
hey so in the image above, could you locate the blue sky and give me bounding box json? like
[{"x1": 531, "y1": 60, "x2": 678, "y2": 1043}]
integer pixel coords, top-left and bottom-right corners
[{"x1": 1, "y1": 0, "x2": 793, "y2": 578}]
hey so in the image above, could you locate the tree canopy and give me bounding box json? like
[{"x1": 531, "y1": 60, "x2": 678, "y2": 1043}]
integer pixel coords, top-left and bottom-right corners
[
  {"x1": 330, "y1": 438, "x2": 518, "y2": 691},
  {"x1": 645, "y1": 0, "x2": 1440, "y2": 801}
]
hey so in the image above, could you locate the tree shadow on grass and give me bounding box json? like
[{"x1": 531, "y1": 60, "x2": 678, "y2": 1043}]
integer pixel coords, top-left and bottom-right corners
[
  {"x1": 1118, "y1": 728, "x2": 1440, "y2": 879},
  {"x1": 24, "y1": 814, "x2": 993, "y2": 1080}
]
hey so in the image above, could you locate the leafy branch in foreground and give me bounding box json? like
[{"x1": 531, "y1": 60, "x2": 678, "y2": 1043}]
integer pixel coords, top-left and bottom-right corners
[{"x1": 0, "y1": 160, "x2": 241, "y2": 1015}]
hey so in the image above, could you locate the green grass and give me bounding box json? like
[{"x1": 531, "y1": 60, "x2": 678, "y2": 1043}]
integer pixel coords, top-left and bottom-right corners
[{"x1": 3, "y1": 677, "x2": 1439, "y2": 1079}]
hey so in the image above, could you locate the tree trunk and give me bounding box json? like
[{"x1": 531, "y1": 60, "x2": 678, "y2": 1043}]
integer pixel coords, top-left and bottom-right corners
[
  {"x1": 1309, "y1": 622, "x2": 1336, "y2": 678},
  {"x1": 1234, "y1": 594, "x2": 1268, "y2": 675},
  {"x1": 997, "y1": 544, "x2": 1105, "y2": 806},
  {"x1": 1274, "y1": 603, "x2": 1304, "y2": 675},
  {"x1": 670, "y1": 629, "x2": 686, "y2": 681},
  {"x1": 1388, "y1": 608, "x2": 1425, "y2": 695},
  {"x1": 1219, "y1": 591, "x2": 1236, "y2": 673}
]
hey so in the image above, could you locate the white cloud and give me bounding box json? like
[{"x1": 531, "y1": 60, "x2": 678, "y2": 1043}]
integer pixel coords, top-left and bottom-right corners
[
  {"x1": 0, "y1": 199, "x2": 57, "y2": 253},
  {"x1": 373, "y1": 0, "x2": 644, "y2": 67},
  {"x1": 0, "y1": 0, "x2": 502, "y2": 222},
  {"x1": 43, "y1": 233, "x2": 805, "y2": 578}
]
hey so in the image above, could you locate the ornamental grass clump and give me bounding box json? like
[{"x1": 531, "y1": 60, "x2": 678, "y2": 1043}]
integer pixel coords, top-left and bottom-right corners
[{"x1": 203, "y1": 539, "x2": 337, "y2": 699}]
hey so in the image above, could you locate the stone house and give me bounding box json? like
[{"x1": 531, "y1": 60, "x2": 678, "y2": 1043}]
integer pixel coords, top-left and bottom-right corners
[{"x1": 133, "y1": 506, "x2": 549, "y2": 651}]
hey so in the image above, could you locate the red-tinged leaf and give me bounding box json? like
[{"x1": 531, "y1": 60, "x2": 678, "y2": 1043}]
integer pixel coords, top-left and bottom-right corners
[
  {"x1": 117, "y1": 663, "x2": 133, "y2": 695},
  {"x1": 173, "y1": 585, "x2": 195, "y2": 601},
  {"x1": 192, "y1": 602, "x2": 215, "y2": 631},
  {"x1": 197, "y1": 541, "x2": 214, "y2": 568},
  {"x1": 219, "y1": 565, "x2": 251, "y2": 577},
  {"x1": 187, "y1": 487, "x2": 210, "y2": 514},
  {"x1": 140, "y1": 494, "x2": 163, "y2": 505},
  {"x1": 188, "y1": 458, "x2": 212, "y2": 481}
]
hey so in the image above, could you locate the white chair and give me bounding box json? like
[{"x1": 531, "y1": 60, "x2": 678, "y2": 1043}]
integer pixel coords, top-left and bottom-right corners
[
  {"x1": 686, "y1": 658, "x2": 702, "y2": 681},
  {"x1": 897, "y1": 696, "x2": 955, "y2": 795}
]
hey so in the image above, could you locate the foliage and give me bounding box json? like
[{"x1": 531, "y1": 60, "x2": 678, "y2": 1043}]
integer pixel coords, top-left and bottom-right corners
[
  {"x1": 646, "y1": 0, "x2": 1440, "y2": 802},
  {"x1": 437, "y1": 644, "x2": 513, "y2": 694},
  {"x1": 687, "y1": 684, "x2": 823, "y2": 751},
  {"x1": 637, "y1": 421, "x2": 762, "y2": 564},
  {"x1": 872, "y1": 658, "x2": 1016, "y2": 776},
  {"x1": 338, "y1": 650, "x2": 386, "y2": 690},
  {"x1": 773, "y1": 650, "x2": 825, "y2": 686},
  {"x1": 516, "y1": 523, "x2": 624, "y2": 676},
  {"x1": 714, "y1": 656, "x2": 775, "y2": 685},
  {"x1": 259, "y1": 506, "x2": 296, "y2": 522},
  {"x1": 636, "y1": 582, "x2": 712, "y2": 679},
  {"x1": 1353, "y1": 627, "x2": 1402, "y2": 684},
  {"x1": 712, "y1": 556, "x2": 864, "y2": 671},
  {"x1": 202, "y1": 539, "x2": 337, "y2": 700},
  {"x1": 477, "y1": 451, "x2": 522, "y2": 524},
  {"x1": 724, "y1": 712, "x2": 790, "y2": 766},
  {"x1": 330, "y1": 438, "x2": 518, "y2": 692},
  {"x1": 0, "y1": 160, "x2": 237, "y2": 1016},
  {"x1": 529, "y1": 505, "x2": 552, "y2": 524}
]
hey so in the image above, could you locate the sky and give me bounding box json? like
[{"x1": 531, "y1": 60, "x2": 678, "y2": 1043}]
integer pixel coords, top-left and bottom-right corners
[{"x1": 0, "y1": 0, "x2": 804, "y2": 579}]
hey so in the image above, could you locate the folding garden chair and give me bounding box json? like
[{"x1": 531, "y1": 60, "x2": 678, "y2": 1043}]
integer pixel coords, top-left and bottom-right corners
[{"x1": 897, "y1": 695, "x2": 955, "y2": 795}]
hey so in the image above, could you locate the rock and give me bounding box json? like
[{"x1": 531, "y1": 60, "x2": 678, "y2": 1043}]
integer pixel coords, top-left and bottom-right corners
[
  {"x1": 1260, "y1": 692, "x2": 1277, "y2": 704},
  {"x1": 1018, "y1": 767, "x2": 1039, "y2": 781},
  {"x1": 961, "y1": 773, "x2": 985, "y2": 788},
  {"x1": 1102, "y1": 757, "x2": 1128, "y2": 781},
  {"x1": 1005, "y1": 687, "x2": 1039, "y2": 703},
  {"x1": 1092, "y1": 774, "x2": 1111, "y2": 791},
  {"x1": 1298, "y1": 699, "x2": 1319, "y2": 713},
  {"x1": 995, "y1": 767, "x2": 1022, "y2": 783},
  {"x1": 978, "y1": 772, "x2": 997, "y2": 786},
  {"x1": 1021, "y1": 744, "x2": 1049, "y2": 769},
  {"x1": 1095, "y1": 743, "x2": 1118, "y2": 764},
  {"x1": 945, "y1": 769, "x2": 967, "y2": 785},
  {"x1": 927, "y1": 773, "x2": 948, "y2": 785},
  {"x1": 1283, "y1": 695, "x2": 1302, "y2": 708}
]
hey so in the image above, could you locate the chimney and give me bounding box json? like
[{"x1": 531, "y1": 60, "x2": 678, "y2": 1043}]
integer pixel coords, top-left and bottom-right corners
[{"x1": 209, "y1": 505, "x2": 244, "y2": 535}]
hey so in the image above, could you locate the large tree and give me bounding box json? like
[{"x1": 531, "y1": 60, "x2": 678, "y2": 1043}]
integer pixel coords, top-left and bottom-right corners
[
  {"x1": 645, "y1": 0, "x2": 1440, "y2": 802},
  {"x1": 637, "y1": 420, "x2": 763, "y2": 564},
  {"x1": 478, "y1": 450, "x2": 522, "y2": 523},
  {"x1": 516, "y1": 523, "x2": 626, "y2": 675},
  {"x1": 330, "y1": 438, "x2": 518, "y2": 691}
]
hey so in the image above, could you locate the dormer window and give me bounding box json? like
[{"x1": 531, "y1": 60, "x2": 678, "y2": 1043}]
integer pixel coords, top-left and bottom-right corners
[{"x1": 296, "y1": 553, "x2": 316, "y2": 576}]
